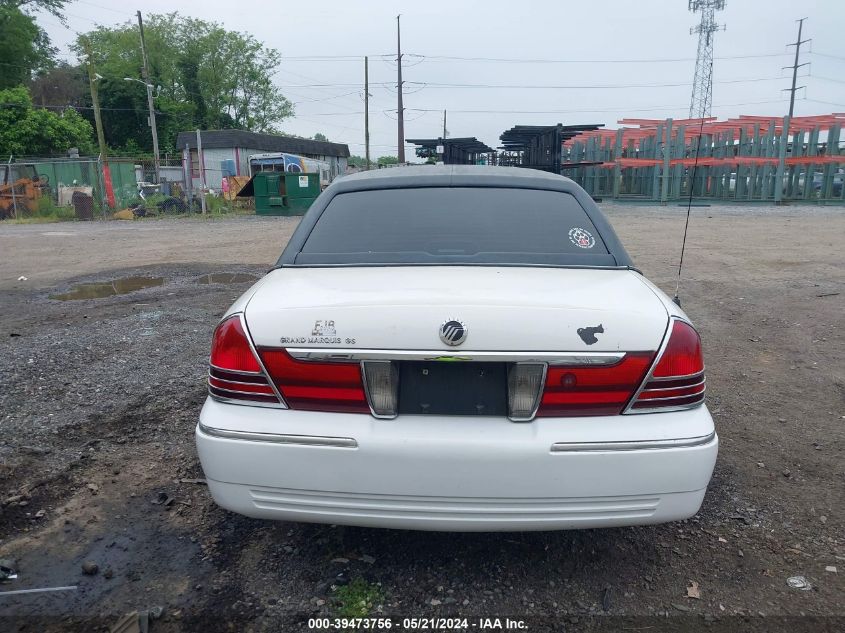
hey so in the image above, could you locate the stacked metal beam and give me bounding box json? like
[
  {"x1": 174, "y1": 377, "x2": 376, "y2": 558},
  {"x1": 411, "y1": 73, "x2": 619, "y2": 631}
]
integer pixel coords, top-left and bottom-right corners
[{"x1": 562, "y1": 114, "x2": 845, "y2": 203}]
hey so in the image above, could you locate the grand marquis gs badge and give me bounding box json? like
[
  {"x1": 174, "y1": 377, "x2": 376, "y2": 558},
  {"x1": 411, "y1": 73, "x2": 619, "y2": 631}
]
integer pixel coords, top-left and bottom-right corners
[{"x1": 439, "y1": 319, "x2": 468, "y2": 346}]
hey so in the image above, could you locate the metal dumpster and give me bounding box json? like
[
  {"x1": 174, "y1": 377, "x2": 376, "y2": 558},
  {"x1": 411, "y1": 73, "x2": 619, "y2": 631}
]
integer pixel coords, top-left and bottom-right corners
[{"x1": 242, "y1": 172, "x2": 320, "y2": 216}]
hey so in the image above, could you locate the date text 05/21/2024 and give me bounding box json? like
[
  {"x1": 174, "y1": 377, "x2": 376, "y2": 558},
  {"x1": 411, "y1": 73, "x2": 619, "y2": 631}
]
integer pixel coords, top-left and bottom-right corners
[{"x1": 307, "y1": 617, "x2": 528, "y2": 630}]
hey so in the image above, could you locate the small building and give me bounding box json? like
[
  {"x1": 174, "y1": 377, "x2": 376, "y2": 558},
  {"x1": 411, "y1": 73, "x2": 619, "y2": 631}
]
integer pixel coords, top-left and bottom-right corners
[{"x1": 175, "y1": 130, "x2": 350, "y2": 191}]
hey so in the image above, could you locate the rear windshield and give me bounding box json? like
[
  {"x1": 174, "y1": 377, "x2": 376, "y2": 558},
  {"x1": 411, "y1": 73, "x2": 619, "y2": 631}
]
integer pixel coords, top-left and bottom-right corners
[{"x1": 295, "y1": 187, "x2": 616, "y2": 266}]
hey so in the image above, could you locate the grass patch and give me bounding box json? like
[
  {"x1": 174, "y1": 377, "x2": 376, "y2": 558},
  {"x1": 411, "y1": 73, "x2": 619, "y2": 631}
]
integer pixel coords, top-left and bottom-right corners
[
  {"x1": 332, "y1": 579, "x2": 383, "y2": 618},
  {"x1": 4, "y1": 197, "x2": 78, "y2": 223},
  {"x1": 3, "y1": 194, "x2": 255, "y2": 224}
]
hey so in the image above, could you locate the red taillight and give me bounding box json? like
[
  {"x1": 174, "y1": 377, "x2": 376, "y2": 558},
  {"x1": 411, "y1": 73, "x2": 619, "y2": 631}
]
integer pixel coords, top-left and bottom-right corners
[
  {"x1": 651, "y1": 320, "x2": 704, "y2": 378},
  {"x1": 631, "y1": 320, "x2": 706, "y2": 412},
  {"x1": 208, "y1": 315, "x2": 281, "y2": 406},
  {"x1": 258, "y1": 349, "x2": 370, "y2": 414},
  {"x1": 537, "y1": 352, "x2": 654, "y2": 417},
  {"x1": 210, "y1": 315, "x2": 262, "y2": 373}
]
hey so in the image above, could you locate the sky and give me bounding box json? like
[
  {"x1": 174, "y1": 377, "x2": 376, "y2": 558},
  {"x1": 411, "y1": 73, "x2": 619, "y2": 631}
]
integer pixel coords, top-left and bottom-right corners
[{"x1": 36, "y1": 0, "x2": 845, "y2": 158}]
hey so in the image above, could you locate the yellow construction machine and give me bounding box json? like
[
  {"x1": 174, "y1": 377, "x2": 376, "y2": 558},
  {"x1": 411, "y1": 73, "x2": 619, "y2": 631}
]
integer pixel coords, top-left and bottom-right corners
[{"x1": 0, "y1": 163, "x2": 49, "y2": 219}]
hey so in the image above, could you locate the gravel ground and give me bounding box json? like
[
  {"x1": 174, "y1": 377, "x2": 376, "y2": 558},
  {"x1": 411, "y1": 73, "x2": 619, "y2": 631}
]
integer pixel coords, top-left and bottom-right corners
[{"x1": 0, "y1": 206, "x2": 843, "y2": 632}]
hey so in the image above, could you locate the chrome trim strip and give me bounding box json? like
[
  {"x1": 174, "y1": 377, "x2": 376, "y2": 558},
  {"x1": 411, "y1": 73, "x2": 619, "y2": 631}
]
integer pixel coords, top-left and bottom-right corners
[
  {"x1": 286, "y1": 349, "x2": 625, "y2": 365},
  {"x1": 208, "y1": 371, "x2": 271, "y2": 387},
  {"x1": 635, "y1": 388, "x2": 706, "y2": 403},
  {"x1": 623, "y1": 318, "x2": 672, "y2": 413},
  {"x1": 507, "y1": 362, "x2": 548, "y2": 423},
  {"x1": 207, "y1": 393, "x2": 286, "y2": 410},
  {"x1": 238, "y1": 313, "x2": 288, "y2": 408},
  {"x1": 209, "y1": 363, "x2": 263, "y2": 377},
  {"x1": 208, "y1": 383, "x2": 277, "y2": 398},
  {"x1": 640, "y1": 377, "x2": 706, "y2": 393},
  {"x1": 623, "y1": 316, "x2": 706, "y2": 415},
  {"x1": 627, "y1": 399, "x2": 705, "y2": 415},
  {"x1": 647, "y1": 369, "x2": 706, "y2": 384},
  {"x1": 551, "y1": 432, "x2": 715, "y2": 452},
  {"x1": 198, "y1": 422, "x2": 358, "y2": 448}
]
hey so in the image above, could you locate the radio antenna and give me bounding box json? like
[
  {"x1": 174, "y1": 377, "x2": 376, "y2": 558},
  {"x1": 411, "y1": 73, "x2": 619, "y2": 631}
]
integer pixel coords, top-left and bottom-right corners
[{"x1": 673, "y1": 103, "x2": 709, "y2": 307}]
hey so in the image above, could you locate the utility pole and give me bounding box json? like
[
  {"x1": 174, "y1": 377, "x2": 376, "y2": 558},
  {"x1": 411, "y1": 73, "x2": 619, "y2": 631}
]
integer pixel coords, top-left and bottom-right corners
[
  {"x1": 396, "y1": 15, "x2": 405, "y2": 163},
  {"x1": 442, "y1": 109, "x2": 447, "y2": 139},
  {"x1": 82, "y1": 36, "x2": 115, "y2": 210},
  {"x1": 137, "y1": 11, "x2": 161, "y2": 184},
  {"x1": 784, "y1": 17, "x2": 810, "y2": 119},
  {"x1": 196, "y1": 129, "x2": 206, "y2": 214},
  {"x1": 364, "y1": 56, "x2": 371, "y2": 170},
  {"x1": 82, "y1": 38, "x2": 107, "y2": 167}
]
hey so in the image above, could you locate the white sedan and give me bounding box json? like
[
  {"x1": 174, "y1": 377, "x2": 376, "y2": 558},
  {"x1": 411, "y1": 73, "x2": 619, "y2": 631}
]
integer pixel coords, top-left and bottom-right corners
[{"x1": 196, "y1": 166, "x2": 717, "y2": 531}]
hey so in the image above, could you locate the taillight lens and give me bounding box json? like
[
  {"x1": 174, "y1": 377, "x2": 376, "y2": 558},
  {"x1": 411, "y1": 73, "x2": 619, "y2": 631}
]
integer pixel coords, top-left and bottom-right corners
[
  {"x1": 210, "y1": 315, "x2": 262, "y2": 373},
  {"x1": 651, "y1": 320, "x2": 704, "y2": 378},
  {"x1": 630, "y1": 320, "x2": 706, "y2": 412},
  {"x1": 507, "y1": 364, "x2": 546, "y2": 420},
  {"x1": 208, "y1": 315, "x2": 281, "y2": 406},
  {"x1": 362, "y1": 361, "x2": 399, "y2": 417},
  {"x1": 259, "y1": 349, "x2": 370, "y2": 414},
  {"x1": 537, "y1": 353, "x2": 654, "y2": 417}
]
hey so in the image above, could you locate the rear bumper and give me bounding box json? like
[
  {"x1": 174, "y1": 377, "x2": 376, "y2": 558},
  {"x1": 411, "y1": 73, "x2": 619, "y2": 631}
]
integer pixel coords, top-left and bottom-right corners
[{"x1": 196, "y1": 398, "x2": 718, "y2": 531}]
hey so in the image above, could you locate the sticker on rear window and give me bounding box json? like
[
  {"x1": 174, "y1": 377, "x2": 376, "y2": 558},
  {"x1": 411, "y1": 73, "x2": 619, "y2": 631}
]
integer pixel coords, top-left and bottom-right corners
[{"x1": 569, "y1": 227, "x2": 595, "y2": 249}]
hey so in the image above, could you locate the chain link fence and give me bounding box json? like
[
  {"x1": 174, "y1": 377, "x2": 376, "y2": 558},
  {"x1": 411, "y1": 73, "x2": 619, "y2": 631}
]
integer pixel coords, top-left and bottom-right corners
[{"x1": 1, "y1": 155, "x2": 193, "y2": 220}]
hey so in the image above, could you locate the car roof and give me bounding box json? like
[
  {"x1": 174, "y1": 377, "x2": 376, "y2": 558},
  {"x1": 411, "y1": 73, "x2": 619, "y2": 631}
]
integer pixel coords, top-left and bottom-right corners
[
  {"x1": 277, "y1": 165, "x2": 635, "y2": 270},
  {"x1": 333, "y1": 165, "x2": 579, "y2": 193}
]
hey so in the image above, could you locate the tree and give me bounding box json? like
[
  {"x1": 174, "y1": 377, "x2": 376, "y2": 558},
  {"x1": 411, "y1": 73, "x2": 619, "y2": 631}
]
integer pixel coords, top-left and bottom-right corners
[
  {"x1": 74, "y1": 13, "x2": 294, "y2": 152},
  {"x1": 0, "y1": 86, "x2": 95, "y2": 156},
  {"x1": 347, "y1": 155, "x2": 367, "y2": 168},
  {"x1": 0, "y1": 5, "x2": 56, "y2": 89},
  {"x1": 312, "y1": 132, "x2": 329, "y2": 142},
  {"x1": 377, "y1": 155, "x2": 399, "y2": 166},
  {"x1": 29, "y1": 62, "x2": 87, "y2": 107},
  {"x1": 3, "y1": 0, "x2": 67, "y2": 20}
]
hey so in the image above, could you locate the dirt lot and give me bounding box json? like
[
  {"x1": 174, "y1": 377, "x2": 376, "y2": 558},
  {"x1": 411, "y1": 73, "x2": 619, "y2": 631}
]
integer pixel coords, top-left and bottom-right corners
[{"x1": 0, "y1": 206, "x2": 842, "y2": 632}]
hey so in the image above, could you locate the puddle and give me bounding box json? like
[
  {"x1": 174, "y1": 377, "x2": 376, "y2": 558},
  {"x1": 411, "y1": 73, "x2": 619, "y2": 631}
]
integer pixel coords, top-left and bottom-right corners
[
  {"x1": 196, "y1": 273, "x2": 258, "y2": 285},
  {"x1": 50, "y1": 276, "x2": 164, "y2": 300}
]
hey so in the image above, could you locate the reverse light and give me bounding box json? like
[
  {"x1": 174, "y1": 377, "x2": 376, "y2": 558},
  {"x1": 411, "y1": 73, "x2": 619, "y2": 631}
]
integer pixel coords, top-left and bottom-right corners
[
  {"x1": 507, "y1": 363, "x2": 546, "y2": 421},
  {"x1": 629, "y1": 319, "x2": 706, "y2": 412},
  {"x1": 208, "y1": 315, "x2": 282, "y2": 406},
  {"x1": 362, "y1": 361, "x2": 399, "y2": 418}
]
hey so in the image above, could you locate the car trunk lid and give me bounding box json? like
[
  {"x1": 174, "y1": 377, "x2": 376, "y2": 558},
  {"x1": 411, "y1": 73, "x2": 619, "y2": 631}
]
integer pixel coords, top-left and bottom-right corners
[{"x1": 244, "y1": 266, "x2": 668, "y2": 353}]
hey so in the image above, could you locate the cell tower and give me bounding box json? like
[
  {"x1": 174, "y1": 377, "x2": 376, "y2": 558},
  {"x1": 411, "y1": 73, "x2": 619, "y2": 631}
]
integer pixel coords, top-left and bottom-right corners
[{"x1": 688, "y1": 0, "x2": 726, "y2": 119}]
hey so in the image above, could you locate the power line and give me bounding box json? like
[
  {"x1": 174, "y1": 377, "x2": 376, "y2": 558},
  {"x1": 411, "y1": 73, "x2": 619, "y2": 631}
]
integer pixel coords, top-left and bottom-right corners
[
  {"x1": 73, "y1": 0, "x2": 134, "y2": 16},
  {"x1": 810, "y1": 51, "x2": 845, "y2": 62},
  {"x1": 400, "y1": 76, "x2": 791, "y2": 90},
  {"x1": 0, "y1": 102, "x2": 164, "y2": 113},
  {"x1": 804, "y1": 98, "x2": 845, "y2": 108},
  {"x1": 281, "y1": 96, "x2": 800, "y2": 118},
  {"x1": 403, "y1": 98, "x2": 791, "y2": 115},
  {"x1": 812, "y1": 74, "x2": 845, "y2": 86},
  {"x1": 290, "y1": 91, "x2": 362, "y2": 105},
  {"x1": 406, "y1": 51, "x2": 786, "y2": 64}
]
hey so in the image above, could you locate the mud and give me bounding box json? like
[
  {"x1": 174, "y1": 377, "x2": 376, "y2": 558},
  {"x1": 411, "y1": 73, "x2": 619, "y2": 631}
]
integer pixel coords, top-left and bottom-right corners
[{"x1": 49, "y1": 277, "x2": 165, "y2": 300}]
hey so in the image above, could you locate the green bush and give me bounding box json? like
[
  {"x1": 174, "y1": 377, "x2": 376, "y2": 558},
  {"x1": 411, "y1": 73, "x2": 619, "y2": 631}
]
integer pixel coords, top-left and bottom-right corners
[{"x1": 35, "y1": 197, "x2": 76, "y2": 220}]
